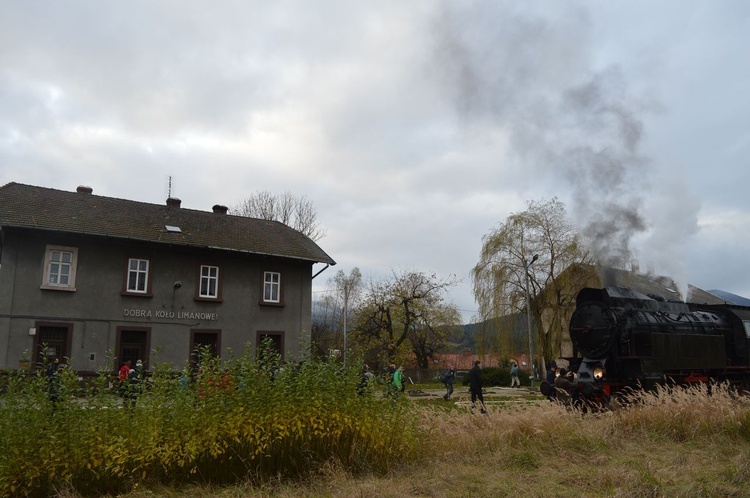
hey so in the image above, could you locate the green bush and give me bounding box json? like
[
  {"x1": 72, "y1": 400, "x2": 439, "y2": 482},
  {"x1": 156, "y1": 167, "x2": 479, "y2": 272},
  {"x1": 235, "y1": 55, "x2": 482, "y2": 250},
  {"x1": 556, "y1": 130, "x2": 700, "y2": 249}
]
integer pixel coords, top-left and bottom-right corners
[{"x1": 0, "y1": 347, "x2": 423, "y2": 496}]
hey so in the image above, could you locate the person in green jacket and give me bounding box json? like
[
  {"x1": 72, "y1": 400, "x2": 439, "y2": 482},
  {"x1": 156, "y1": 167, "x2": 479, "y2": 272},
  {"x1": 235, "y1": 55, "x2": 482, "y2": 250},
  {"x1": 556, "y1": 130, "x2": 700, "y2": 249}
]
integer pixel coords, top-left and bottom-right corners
[{"x1": 392, "y1": 365, "x2": 405, "y2": 398}]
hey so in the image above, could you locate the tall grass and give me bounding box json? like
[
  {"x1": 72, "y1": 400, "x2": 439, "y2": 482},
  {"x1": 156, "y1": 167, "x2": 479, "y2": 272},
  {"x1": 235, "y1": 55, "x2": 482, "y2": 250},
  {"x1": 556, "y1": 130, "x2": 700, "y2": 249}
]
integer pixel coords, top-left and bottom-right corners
[
  {"x1": 221, "y1": 381, "x2": 750, "y2": 497},
  {"x1": 0, "y1": 348, "x2": 422, "y2": 497},
  {"x1": 7, "y1": 368, "x2": 750, "y2": 497},
  {"x1": 409, "y1": 382, "x2": 750, "y2": 497}
]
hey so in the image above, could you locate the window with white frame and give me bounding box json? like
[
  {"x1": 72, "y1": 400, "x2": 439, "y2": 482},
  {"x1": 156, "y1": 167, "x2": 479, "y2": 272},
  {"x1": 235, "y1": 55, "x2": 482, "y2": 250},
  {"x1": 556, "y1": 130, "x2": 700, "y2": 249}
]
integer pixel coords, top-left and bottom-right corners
[
  {"x1": 127, "y1": 258, "x2": 150, "y2": 293},
  {"x1": 41, "y1": 245, "x2": 78, "y2": 290},
  {"x1": 263, "y1": 271, "x2": 281, "y2": 303},
  {"x1": 199, "y1": 265, "x2": 219, "y2": 298}
]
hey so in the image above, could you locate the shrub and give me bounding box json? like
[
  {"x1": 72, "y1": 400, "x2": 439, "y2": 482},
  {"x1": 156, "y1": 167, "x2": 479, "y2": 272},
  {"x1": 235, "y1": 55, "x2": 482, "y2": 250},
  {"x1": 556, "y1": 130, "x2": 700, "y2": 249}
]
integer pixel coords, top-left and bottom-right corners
[{"x1": 0, "y1": 348, "x2": 423, "y2": 496}]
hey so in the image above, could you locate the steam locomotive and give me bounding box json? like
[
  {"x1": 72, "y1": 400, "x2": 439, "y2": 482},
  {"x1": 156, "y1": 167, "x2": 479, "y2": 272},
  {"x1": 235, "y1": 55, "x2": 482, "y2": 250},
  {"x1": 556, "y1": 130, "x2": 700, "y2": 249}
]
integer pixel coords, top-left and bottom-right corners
[{"x1": 563, "y1": 287, "x2": 750, "y2": 403}]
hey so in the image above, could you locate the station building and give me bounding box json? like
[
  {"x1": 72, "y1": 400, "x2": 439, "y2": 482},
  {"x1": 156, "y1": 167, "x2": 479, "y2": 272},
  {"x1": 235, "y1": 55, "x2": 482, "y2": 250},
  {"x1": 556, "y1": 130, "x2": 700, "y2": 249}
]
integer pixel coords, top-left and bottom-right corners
[{"x1": 0, "y1": 182, "x2": 336, "y2": 374}]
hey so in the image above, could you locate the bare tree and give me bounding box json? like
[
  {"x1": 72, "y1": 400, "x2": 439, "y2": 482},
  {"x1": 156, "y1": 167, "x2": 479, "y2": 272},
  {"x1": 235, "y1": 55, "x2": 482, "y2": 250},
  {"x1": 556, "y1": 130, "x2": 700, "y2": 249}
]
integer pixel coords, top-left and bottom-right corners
[
  {"x1": 311, "y1": 293, "x2": 339, "y2": 358},
  {"x1": 311, "y1": 268, "x2": 363, "y2": 361},
  {"x1": 471, "y1": 198, "x2": 596, "y2": 368},
  {"x1": 332, "y1": 268, "x2": 362, "y2": 366},
  {"x1": 233, "y1": 190, "x2": 326, "y2": 241},
  {"x1": 353, "y1": 270, "x2": 460, "y2": 369}
]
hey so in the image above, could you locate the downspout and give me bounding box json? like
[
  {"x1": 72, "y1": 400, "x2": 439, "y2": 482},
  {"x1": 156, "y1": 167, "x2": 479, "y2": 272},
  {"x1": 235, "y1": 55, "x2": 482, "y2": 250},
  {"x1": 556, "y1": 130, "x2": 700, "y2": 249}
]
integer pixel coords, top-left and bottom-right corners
[{"x1": 312, "y1": 264, "x2": 330, "y2": 280}]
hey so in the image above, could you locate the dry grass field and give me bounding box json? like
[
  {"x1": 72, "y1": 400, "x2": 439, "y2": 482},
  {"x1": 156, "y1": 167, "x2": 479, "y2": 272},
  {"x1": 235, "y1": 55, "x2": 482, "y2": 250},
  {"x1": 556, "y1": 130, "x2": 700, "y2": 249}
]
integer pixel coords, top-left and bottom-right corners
[{"x1": 105, "y1": 383, "x2": 750, "y2": 498}]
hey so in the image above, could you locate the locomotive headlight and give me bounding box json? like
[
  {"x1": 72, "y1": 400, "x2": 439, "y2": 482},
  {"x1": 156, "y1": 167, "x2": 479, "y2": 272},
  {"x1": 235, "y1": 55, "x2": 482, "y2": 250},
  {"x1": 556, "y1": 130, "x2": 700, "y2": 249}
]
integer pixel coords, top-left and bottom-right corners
[{"x1": 593, "y1": 366, "x2": 606, "y2": 380}]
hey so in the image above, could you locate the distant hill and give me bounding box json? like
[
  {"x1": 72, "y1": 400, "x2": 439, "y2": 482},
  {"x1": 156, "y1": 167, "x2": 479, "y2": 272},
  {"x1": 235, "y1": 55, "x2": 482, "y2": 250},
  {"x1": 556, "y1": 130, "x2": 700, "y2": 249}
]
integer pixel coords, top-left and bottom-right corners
[{"x1": 708, "y1": 290, "x2": 750, "y2": 306}]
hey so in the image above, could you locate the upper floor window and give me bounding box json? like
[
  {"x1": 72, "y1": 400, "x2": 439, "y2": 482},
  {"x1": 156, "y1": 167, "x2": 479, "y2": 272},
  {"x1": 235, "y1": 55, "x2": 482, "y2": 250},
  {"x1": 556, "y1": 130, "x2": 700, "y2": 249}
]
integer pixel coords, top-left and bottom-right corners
[
  {"x1": 199, "y1": 265, "x2": 219, "y2": 299},
  {"x1": 41, "y1": 245, "x2": 78, "y2": 291},
  {"x1": 127, "y1": 258, "x2": 150, "y2": 294},
  {"x1": 263, "y1": 271, "x2": 281, "y2": 304}
]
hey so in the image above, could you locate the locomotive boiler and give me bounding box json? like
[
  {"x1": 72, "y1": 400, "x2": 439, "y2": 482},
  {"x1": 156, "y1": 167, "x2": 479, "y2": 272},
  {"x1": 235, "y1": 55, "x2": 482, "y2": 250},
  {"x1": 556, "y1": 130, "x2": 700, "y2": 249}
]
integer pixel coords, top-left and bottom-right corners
[{"x1": 566, "y1": 287, "x2": 750, "y2": 402}]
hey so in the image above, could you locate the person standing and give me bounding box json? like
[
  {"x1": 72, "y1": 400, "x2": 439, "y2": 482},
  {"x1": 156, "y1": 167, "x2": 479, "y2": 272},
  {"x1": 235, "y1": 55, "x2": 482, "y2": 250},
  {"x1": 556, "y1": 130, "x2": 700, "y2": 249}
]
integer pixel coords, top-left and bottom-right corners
[
  {"x1": 124, "y1": 366, "x2": 141, "y2": 409},
  {"x1": 510, "y1": 362, "x2": 521, "y2": 388},
  {"x1": 46, "y1": 357, "x2": 61, "y2": 405},
  {"x1": 442, "y1": 365, "x2": 456, "y2": 401},
  {"x1": 358, "y1": 363, "x2": 374, "y2": 395},
  {"x1": 363, "y1": 364, "x2": 375, "y2": 384},
  {"x1": 545, "y1": 363, "x2": 558, "y2": 401},
  {"x1": 546, "y1": 363, "x2": 557, "y2": 386},
  {"x1": 118, "y1": 360, "x2": 131, "y2": 398},
  {"x1": 468, "y1": 360, "x2": 487, "y2": 414},
  {"x1": 135, "y1": 359, "x2": 145, "y2": 379},
  {"x1": 118, "y1": 360, "x2": 131, "y2": 382},
  {"x1": 392, "y1": 365, "x2": 405, "y2": 397},
  {"x1": 386, "y1": 363, "x2": 397, "y2": 397},
  {"x1": 554, "y1": 368, "x2": 578, "y2": 406}
]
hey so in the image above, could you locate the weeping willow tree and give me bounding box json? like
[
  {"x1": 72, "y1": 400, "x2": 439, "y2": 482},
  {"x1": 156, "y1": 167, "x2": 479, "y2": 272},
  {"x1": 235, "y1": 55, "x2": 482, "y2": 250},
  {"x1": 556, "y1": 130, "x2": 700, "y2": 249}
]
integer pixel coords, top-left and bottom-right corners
[{"x1": 471, "y1": 198, "x2": 596, "y2": 370}]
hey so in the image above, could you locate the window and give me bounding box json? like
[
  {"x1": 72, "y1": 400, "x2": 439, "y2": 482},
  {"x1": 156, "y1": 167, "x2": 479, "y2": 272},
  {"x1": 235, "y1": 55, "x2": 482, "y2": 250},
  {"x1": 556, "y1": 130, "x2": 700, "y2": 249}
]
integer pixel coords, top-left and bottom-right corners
[
  {"x1": 127, "y1": 258, "x2": 149, "y2": 293},
  {"x1": 257, "y1": 331, "x2": 284, "y2": 359},
  {"x1": 190, "y1": 330, "x2": 221, "y2": 367},
  {"x1": 263, "y1": 271, "x2": 281, "y2": 303},
  {"x1": 41, "y1": 245, "x2": 78, "y2": 291},
  {"x1": 34, "y1": 323, "x2": 73, "y2": 363},
  {"x1": 199, "y1": 265, "x2": 219, "y2": 298},
  {"x1": 115, "y1": 327, "x2": 151, "y2": 370}
]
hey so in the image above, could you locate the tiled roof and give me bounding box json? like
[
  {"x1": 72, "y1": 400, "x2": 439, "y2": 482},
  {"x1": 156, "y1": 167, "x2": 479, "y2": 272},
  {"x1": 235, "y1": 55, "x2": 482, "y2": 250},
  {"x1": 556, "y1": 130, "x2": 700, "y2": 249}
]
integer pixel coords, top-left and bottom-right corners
[{"x1": 0, "y1": 182, "x2": 336, "y2": 265}]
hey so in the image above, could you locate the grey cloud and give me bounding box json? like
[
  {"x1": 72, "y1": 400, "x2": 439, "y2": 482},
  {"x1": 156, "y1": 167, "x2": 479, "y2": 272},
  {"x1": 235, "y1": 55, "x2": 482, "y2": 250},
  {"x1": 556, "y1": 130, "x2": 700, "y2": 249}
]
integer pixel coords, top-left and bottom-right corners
[{"x1": 1, "y1": 2, "x2": 749, "y2": 321}]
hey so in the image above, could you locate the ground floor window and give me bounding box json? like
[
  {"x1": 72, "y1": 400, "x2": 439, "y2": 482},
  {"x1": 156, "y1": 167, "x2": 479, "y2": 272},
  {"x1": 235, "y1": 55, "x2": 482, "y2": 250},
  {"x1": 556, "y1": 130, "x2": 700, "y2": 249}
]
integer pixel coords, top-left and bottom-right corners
[
  {"x1": 256, "y1": 331, "x2": 284, "y2": 360},
  {"x1": 190, "y1": 329, "x2": 221, "y2": 366},
  {"x1": 116, "y1": 327, "x2": 150, "y2": 370},
  {"x1": 33, "y1": 322, "x2": 73, "y2": 365}
]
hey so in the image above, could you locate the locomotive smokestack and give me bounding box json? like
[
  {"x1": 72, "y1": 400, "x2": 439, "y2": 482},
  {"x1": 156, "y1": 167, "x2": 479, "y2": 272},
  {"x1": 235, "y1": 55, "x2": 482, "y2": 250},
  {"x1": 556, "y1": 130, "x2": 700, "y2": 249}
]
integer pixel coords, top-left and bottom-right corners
[{"x1": 600, "y1": 267, "x2": 619, "y2": 288}]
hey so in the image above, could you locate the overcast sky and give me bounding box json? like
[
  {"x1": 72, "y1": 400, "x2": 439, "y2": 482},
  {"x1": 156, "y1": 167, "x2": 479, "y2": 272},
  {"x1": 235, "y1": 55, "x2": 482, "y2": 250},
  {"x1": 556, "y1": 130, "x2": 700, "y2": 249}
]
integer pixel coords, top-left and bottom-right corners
[{"x1": 2, "y1": 1, "x2": 749, "y2": 322}]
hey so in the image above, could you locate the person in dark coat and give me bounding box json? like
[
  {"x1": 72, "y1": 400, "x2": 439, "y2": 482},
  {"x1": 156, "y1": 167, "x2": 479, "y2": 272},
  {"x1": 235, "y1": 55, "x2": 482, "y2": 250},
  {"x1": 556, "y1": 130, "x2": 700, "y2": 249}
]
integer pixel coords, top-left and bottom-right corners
[
  {"x1": 357, "y1": 364, "x2": 375, "y2": 395},
  {"x1": 554, "y1": 367, "x2": 578, "y2": 406},
  {"x1": 546, "y1": 363, "x2": 557, "y2": 385},
  {"x1": 468, "y1": 360, "x2": 487, "y2": 414},
  {"x1": 442, "y1": 365, "x2": 456, "y2": 401},
  {"x1": 545, "y1": 363, "x2": 558, "y2": 401},
  {"x1": 124, "y1": 366, "x2": 142, "y2": 409},
  {"x1": 46, "y1": 357, "x2": 61, "y2": 405}
]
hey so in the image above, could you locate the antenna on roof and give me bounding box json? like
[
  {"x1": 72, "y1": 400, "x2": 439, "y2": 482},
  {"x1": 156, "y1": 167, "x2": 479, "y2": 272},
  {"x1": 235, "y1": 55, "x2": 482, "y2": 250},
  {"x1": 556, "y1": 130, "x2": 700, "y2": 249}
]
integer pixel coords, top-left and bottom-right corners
[{"x1": 166, "y1": 175, "x2": 177, "y2": 201}]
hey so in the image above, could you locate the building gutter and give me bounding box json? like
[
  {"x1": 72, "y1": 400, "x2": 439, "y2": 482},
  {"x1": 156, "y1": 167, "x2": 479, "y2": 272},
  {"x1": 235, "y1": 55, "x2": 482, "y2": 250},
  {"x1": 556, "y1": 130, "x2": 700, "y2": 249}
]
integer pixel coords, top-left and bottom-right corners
[{"x1": 312, "y1": 264, "x2": 331, "y2": 280}]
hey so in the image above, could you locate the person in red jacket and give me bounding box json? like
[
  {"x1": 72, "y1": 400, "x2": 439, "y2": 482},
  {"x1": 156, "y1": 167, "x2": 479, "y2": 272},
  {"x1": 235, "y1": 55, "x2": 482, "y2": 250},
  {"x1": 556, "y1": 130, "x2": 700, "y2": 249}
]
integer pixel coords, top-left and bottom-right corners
[
  {"x1": 118, "y1": 360, "x2": 131, "y2": 382},
  {"x1": 117, "y1": 360, "x2": 131, "y2": 398}
]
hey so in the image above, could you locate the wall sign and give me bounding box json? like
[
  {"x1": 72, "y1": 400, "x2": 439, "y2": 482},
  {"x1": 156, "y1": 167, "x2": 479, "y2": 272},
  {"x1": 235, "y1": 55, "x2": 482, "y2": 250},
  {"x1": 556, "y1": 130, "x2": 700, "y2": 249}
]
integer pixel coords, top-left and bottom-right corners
[{"x1": 123, "y1": 309, "x2": 219, "y2": 321}]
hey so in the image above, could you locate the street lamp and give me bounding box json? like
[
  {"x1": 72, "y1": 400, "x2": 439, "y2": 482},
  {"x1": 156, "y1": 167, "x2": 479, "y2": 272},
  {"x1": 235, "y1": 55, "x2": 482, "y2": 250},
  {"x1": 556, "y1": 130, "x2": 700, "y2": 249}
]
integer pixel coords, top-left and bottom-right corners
[
  {"x1": 524, "y1": 254, "x2": 539, "y2": 388},
  {"x1": 343, "y1": 291, "x2": 348, "y2": 367}
]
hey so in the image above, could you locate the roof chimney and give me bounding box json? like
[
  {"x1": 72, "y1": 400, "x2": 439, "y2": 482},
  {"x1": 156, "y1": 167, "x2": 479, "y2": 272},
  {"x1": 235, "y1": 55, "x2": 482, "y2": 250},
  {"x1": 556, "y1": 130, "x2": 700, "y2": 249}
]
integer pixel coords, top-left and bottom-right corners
[
  {"x1": 76, "y1": 185, "x2": 93, "y2": 194},
  {"x1": 212, "y1": 204, "x2": 228, "y2": 215},
  {"x1": 166, "y1": 197, "x2": 182, "y2": 208}
]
